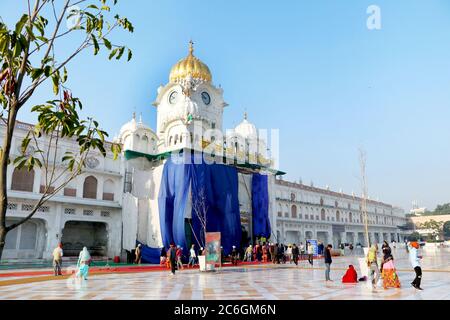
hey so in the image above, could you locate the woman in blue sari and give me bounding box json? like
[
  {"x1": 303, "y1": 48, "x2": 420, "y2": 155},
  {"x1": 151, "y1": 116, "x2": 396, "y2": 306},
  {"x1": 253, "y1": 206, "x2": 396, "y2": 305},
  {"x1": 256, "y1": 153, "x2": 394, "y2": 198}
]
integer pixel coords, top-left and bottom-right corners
[{"x1": 76, "y1": 247, "x2": 91, "y2": 280}]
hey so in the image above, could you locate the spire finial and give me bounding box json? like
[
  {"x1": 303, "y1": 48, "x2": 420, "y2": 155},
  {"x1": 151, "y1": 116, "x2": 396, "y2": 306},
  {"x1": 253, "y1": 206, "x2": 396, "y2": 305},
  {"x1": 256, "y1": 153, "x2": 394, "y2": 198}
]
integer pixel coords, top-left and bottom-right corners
[
  {"x1": 132, "y1": 112, "x2": 136, "y2": 120},
  {"x1": 188, "y1": 40, "x2": 194, "y2": 56},
  {"x1": 139, "y1": 112, "x2": 143, "y2": 123},
  {"x1": 244, "y1": 111, "x2": 247, "y2": 120}
]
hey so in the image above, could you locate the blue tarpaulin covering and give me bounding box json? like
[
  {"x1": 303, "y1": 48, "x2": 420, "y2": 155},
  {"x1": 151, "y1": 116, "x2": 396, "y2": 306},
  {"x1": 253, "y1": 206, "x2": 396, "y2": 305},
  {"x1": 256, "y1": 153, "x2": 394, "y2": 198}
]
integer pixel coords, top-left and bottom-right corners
[
  {"x1": 252, "y1": 173, "x2": 271, "y2": 239},
  {"x1": 158, "y1": 154, "x2": 242, "y2": 255},
  {"x1": 136, "y1": 241, "x2": 161, "y2": 264}
]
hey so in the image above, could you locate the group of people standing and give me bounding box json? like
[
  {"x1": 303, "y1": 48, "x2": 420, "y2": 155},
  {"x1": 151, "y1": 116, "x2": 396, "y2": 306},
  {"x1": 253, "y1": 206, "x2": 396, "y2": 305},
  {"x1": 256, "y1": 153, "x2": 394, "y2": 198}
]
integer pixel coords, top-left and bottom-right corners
[
  {"x1": 161, "y1": 243, "x2": 202, "y2": 275},
  {"x1": 365, "y1": 240, "x2": 423, "y2": 290},
  {"x1": 242, "y1": 242, "x2": 318, "y2": 266},
  {"x1": 51, "y1": 243, "x2": 92, "y2": 280}
]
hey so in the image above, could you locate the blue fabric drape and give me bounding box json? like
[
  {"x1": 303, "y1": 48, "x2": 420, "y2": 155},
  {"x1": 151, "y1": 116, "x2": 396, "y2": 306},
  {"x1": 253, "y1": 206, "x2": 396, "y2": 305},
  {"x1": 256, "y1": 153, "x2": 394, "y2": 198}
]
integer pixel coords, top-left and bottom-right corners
[
  {"x1": 252, "y1": 173, "x2": 271, "y2": 239},
  {"x1": 158, "y1": 154, "x2": 242, "y2": 256},
  {"x1": 136, "y1": 241, "x2": 161, "y2": 264},
  {"x1": 157, "y1": 154, "x2": 192, "y2": 252}
]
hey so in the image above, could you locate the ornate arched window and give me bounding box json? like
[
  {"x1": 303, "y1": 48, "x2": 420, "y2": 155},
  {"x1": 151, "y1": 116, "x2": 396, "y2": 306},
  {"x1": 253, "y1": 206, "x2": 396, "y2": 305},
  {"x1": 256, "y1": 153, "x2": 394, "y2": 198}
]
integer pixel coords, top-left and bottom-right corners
[
  {"x1": 320, "y1": 197, "x2": 324, "y2": 206},
  {"x1": 83, "y1": 176, "x2": 97, "y2": 199},
  {"x1": 11, "y1": 168, "x2": 34, "y2": 192},
  {"x1": 103, "y1": 179, "x2": 115, "y2": 201},
  {"x1": 349, "y1": 212, "x2": 353, "y2": 223},
  {"x1": 321, "y1": 208, "x2": 326, "y2": 220},
  {"x1": 291, "y1": 205, "x2": 297, "y2": 218},
  {"x1": 336, "y1": 210, "x2": 341, "y2": 222}
]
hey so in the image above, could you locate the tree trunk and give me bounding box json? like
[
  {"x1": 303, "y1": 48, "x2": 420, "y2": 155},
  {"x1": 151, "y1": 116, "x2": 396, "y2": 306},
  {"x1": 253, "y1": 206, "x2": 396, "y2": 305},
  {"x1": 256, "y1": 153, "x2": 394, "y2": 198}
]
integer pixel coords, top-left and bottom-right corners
[
  {"x1": 0, "y1": 225, "x2": 7, "y2": 262},
  {"x1": 0, "y1": 104, "x2": 18, "y2": 262}
]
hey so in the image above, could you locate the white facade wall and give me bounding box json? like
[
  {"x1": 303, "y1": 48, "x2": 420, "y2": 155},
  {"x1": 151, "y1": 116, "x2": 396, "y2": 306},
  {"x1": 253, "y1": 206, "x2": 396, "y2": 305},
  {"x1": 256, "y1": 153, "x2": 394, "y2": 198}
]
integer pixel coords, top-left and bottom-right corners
[
  {"x1": 272, "y1": 178, "x2": 408, "y2": 247},
  {"x1": 1, "y1": 122, "x2": 123, "y2": 260}
]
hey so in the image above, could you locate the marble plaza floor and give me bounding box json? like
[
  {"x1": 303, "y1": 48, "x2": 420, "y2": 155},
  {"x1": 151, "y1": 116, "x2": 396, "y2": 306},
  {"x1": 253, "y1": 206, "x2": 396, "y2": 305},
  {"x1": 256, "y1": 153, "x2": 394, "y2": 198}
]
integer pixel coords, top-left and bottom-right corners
[{"x1": 0, "y1": 248, "x2": 449, "y2": 300}]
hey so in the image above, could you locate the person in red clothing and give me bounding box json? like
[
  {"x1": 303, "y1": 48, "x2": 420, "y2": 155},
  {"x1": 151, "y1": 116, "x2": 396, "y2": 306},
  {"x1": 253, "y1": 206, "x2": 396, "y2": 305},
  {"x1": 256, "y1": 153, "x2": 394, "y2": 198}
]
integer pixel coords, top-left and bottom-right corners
[
  {"x1": 176, "y1": 246, "x2": 184, "y2": 270},
  {"x1": 342, "y1": 265, "x2": 358, "y2": 283},
  {"x1": 262, "y1": 244, "x2": 268, "y2": 262}
]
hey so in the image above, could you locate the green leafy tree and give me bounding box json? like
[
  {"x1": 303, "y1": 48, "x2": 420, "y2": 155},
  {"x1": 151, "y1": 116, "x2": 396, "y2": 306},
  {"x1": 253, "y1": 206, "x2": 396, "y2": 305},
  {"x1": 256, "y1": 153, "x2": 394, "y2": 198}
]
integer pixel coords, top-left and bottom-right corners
[
  {"x1": 444, "y1": 221, "x2": 450, "y2": 240},
  {"x1": 407, "y1": 231, "x2": 421, "y2": 242},
  {"x1": 419, "y1": 220, "x2": 444, "y2": 241},
  {"x1": 0, "y1": 0, "x2": 133, "y2": 260},
  {"x1": 434, "y1": 203, "x2": 450, "y2": 214}
]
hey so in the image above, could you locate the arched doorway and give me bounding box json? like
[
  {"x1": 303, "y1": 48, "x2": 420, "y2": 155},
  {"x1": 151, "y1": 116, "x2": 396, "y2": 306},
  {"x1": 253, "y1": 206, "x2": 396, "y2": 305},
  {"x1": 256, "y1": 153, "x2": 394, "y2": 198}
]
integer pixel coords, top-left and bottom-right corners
[
  {"x1": 83, "y1": 176, "x2": 98, "y2": 199},
  {"x1": 61, "y1": 221, "x2": 108, "y2": 256},
  {"x1": 291, "y1": 205, "x2": 297, "y2": 218},
  {"x1": 3, "y1": 218, "x2": 46, "y2": 259},
  {"x1": 321, "y1": 209, "x2": 326, "y2": 221}
]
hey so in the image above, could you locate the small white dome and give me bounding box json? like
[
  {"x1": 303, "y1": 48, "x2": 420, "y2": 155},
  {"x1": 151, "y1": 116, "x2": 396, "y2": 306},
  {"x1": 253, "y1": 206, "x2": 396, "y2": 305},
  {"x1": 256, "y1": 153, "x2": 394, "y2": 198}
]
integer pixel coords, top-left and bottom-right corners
[
  {"x1": 119, "y1": 113, "x2": 155, "y2": 137},
  {"x1": 234, "y1": 113, "x2": 257, "y2": 139}
]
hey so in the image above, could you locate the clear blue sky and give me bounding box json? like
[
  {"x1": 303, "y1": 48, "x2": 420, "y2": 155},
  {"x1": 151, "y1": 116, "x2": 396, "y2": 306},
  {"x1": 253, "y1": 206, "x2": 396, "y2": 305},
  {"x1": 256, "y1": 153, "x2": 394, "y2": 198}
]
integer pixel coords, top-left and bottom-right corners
[{"x1": 2, "y1": 0, "x2": 450, "y2": 211}]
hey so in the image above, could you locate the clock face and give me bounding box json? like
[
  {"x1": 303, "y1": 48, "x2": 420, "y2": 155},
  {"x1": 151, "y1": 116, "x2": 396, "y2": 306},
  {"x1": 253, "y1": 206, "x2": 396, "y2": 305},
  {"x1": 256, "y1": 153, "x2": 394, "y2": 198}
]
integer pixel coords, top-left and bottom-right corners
[
  {"x1": 169, "y1": 91, "x2": 178, "y2": 104},
  {"x1": 201, "y1": 91, "x2": 211, "y2": 105}
]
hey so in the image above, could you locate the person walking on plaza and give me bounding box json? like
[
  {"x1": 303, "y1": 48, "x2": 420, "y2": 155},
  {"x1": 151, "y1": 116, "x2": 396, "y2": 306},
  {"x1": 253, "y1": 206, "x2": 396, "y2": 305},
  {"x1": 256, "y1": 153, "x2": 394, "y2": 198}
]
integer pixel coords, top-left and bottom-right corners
[
  {"x1": 339, "y1": 242, "x2": 345, "y2": 256},
  {"x1": 367, "y1": 244, "x2": 380, "y2": 289},
  {"x1": 256, "y1": 243, "x2": 263, "y2": 262},
  {"x1": 262, "y1": 243, "x2": 268, "y2": 263},
  {"x1": 317, "y1": 242, "x2": 324, "y2": 256},
  {"x1": 76, "y1": 247, "x2": 91, "y2": 280},
  {"x1": 307, "y1": 241, "x2": 314, "y2": 266},
  {"x1": 168, "y1": 243, "x2": 177, "y2": 275},
  {"x1": 286, "y1": 244, "x2": 292, "y2": 263},
  {"x1": 381, "y1": 242, "x2": 401, "y2": 289},
  {"x1": 300, "y1": 242, "x2": 305, "y2": 260},
  {"x1": 391, "y1": 240, "x2": 397, "y2": 250},
  {"x1": 134, "y1": 244, "x2": 142, "y2": 264},
  {"x1": 52, "y1": 243, "x2": 63, "y2": 276},
  {"x1": 292, "y1": 243, "x2": 299, "y2": 266},
  {"x1": 245, "y1": 245, "x2": 253, "y2": 262},
  {"x1": 269, "y1": 243, "x2": 274, "y2": 262},
  {"x1": 160, "y1": 246, "x2": 167, "y2": 266},
  {"x1": 278, "y1": 243, "x2": 285, "y2": 264},
  {"x1": 349, "y1": 243, "x2": 354, "y2": 256},
  {"x1": 408, "y1": 241, "x2": 423, "y2": 290},
  {"x1": 272, "y1": 243, "x2": 278, "y2": 264},
  {"x1": 176, "y1": 246, "x2": 184, "y2": 270},
  {"x1": 188, "y1": 244, "x2": 197, "y2": 268},
  {"x1": 265, "y1": 243, "x2": 271, "y2": 262},
  {"x1": 231, "y1": 246, "x2": 239, "y2": 266},
  {"x1": 324, "y1": 244, "x2": 333, "y2": 281}
]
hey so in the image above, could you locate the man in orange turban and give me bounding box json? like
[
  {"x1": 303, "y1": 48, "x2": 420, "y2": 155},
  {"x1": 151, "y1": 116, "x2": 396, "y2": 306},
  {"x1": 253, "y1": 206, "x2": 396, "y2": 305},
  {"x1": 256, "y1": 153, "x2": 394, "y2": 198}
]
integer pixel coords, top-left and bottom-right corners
[{"x1": 408, "y1": 241, "x2": 423, "y2": 290}]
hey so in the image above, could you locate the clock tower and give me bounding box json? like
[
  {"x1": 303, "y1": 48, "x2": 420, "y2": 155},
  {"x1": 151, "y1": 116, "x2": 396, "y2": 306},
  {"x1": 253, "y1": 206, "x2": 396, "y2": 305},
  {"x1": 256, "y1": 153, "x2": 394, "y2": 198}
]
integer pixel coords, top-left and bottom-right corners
[{"x1": 152, "y1": 41, "x2": 228, "y2": 153}]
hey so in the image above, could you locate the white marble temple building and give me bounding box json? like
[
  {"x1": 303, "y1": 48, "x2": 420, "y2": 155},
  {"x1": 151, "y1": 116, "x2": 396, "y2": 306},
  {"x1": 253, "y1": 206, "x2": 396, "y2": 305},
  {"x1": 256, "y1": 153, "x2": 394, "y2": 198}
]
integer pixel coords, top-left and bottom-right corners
[{"x1": 1, "y1": 42, "x2": 409, "y2": 260}]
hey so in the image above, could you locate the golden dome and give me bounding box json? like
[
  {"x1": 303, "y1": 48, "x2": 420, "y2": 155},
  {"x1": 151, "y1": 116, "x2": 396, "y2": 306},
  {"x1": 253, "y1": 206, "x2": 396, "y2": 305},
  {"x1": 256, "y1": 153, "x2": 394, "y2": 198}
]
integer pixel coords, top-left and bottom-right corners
[{"x1": 169, "y1": 41, "x2": 212, "y2": 83}]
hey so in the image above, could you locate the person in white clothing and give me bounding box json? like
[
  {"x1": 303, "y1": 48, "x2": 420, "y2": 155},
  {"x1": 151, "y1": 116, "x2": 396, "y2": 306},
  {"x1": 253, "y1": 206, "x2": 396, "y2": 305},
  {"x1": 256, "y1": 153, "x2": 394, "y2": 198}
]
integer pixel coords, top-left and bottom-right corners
[
  {"x1": 408, "y1": 241, "x2": 423, "y2": 290},
  {"x1": 286, "y1": 245, "x2": 293, "y2": 263},
  {"x1": 188, "y1": 244, "x2": 197, "y2": 268}
]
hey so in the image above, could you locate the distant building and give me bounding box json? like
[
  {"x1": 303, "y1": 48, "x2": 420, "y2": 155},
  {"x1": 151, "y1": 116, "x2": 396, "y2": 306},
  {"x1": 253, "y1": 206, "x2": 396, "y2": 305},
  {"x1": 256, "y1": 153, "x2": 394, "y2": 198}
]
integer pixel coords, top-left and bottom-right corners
[{"x1": 273, "y1": 179, "x2": 409, "y2": 246}]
